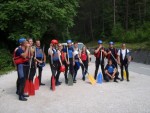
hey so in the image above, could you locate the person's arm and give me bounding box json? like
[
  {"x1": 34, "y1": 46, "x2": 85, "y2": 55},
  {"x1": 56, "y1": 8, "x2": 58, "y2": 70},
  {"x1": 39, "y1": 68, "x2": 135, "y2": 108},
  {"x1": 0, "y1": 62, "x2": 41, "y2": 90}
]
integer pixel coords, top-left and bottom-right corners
[
  {"x1": 117, "y1": 50, "x2": 121, "y2": 65},
  {"x1": 105, "y1": 70, "x2": 113, "y2": 79},
  {"x1": 112, "y1": 68, "x2": 117, "y2": 78},
  {"x1": 102, "y1": 48, "x2": 107, "y2": 56},
  {"x1": 95, "y1": 46, "x2": 101, "y2": 54},
  {"x1": 21, "y1": 44, "x2": 30, "y2": 58}
]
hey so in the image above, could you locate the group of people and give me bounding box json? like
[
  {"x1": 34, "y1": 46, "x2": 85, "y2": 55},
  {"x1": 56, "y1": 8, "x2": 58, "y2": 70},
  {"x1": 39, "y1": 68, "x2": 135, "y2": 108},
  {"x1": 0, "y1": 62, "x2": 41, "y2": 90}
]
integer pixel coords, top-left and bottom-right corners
[{"x1": 13, "y1": 38, "x2": 131, "y2": 101}]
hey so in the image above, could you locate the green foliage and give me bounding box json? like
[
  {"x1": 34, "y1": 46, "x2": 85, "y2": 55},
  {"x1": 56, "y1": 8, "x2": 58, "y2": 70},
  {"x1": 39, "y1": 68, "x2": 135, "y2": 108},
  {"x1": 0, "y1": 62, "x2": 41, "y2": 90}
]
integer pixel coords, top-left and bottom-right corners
[
  {"x1": 0, "y1": 0, "x2": 79, "y2": 40},
  {"x1": 0, "y1": 49, "x2": 13, "y2": 71}
]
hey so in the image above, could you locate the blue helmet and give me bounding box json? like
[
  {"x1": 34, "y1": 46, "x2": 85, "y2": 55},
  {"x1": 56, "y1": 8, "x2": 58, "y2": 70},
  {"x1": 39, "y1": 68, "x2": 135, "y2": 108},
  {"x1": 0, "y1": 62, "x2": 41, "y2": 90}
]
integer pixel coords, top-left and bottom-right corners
[
  {"x1": 67, "y1": 39, "x2": 72, "y2": 44},
  {"x1": 98, "y1": 40, "x2": 103, "y2": 44},
  {"x1": 18, "y1": 37, "x2": 26, "y2": 44},
  {"x1": 109, "y1": 41, "x2": 114, "y2": 45}
]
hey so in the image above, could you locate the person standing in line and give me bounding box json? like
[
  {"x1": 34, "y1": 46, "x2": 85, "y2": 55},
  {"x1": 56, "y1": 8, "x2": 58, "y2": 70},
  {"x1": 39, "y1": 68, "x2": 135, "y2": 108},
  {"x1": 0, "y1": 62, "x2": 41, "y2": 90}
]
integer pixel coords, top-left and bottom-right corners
[
  {"x1": 106, "y1": 41, "x2": 120, "y2": 81},
  {"x1": 94, "y1": 40, "x2": 107, "y2": 81},
  {"x1": 64, "y1": 40, "x2": 75, "y2": 84},
  {"x1": 80, "y1": 46, "x2": 90, "y2": 81},
  {"x1": 73, "y1": 42, "x2": 81, "y2": 83},
  {"x1": 118, "y1": 43, "x2": 131, "y2": 82},
  {"x1": 14, "y1": 38, "x2": 30, "y2": 101},
  {"x1": 35, "y1": 39, "x2": 46, "y2": 85},
  {"x1": 27, "y1": 38, "x2": 36, "y2": 82}
]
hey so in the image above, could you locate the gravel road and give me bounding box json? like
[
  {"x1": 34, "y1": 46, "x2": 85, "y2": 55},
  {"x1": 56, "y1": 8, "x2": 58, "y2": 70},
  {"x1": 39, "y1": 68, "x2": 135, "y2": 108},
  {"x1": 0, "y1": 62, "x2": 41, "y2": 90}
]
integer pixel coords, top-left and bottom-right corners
[{"x1": 0, "y1": 62, "x2": 150, "y2": 113}]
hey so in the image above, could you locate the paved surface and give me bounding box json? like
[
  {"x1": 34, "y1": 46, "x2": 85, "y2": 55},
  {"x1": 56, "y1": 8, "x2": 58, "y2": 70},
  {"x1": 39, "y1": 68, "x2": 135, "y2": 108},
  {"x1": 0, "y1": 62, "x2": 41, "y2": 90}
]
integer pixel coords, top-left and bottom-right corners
[{"x1": 0, "y1": 62, "x2": 150, "y2": 113}]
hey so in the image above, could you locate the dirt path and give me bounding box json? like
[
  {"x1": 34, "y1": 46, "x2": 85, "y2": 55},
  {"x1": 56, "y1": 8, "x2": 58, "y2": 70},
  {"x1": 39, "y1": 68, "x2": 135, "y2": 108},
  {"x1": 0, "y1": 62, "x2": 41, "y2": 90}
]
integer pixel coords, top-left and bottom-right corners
[{"x1": 0, "y1": 63, "x2": 150, "y2": 113}]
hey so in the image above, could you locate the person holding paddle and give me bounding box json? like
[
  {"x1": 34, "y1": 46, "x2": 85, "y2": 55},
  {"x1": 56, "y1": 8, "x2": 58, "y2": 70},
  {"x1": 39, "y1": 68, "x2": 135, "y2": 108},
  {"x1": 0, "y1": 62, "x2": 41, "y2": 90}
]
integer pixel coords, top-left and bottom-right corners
[
  {"x1": 80, "y1": 46, "x2": 90, "y2": 81},
  {"x1": 13, "y1": 38, "x2": 30, "y2": 101},
  {"x1": 73, "y1": 42, "x2": 81, "y2": 83},
  {"x1": 27, "y1": 38, "x2": 36, "y2": 83},
  {"x1": 64, "y1": 40, "x2": 75, "y2": 84},
  {"x1": 35, "y1": 39, "x2": 46, "y2": 85},
  {"x1": 106, "y1": 41, "x2": 120, "y2": 80},
  {"x1": 118, "y1": 43, "x2": 131, "y2": 82},
  {"x1": 94, "y1": 40, "x2": 107, "y2": 81}
]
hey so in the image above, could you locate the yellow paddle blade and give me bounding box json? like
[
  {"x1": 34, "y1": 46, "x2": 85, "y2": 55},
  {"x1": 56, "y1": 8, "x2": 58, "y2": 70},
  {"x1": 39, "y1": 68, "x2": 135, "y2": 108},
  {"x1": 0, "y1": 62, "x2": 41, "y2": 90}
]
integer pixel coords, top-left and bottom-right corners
[
  {"x1": 87, "y1": 74, "x2": 96, "y2": 85},
  {"x1": 123, "y1": 70, "x2": 126, "y2": 79}
]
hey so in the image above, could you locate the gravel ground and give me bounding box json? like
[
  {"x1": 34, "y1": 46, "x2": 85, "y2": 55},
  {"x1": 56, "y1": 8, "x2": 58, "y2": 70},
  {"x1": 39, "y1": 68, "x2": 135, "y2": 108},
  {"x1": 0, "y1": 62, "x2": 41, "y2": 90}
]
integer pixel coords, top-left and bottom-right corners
[{"x1": 0, "y1": 63, "x2": 150, "y2": 113}]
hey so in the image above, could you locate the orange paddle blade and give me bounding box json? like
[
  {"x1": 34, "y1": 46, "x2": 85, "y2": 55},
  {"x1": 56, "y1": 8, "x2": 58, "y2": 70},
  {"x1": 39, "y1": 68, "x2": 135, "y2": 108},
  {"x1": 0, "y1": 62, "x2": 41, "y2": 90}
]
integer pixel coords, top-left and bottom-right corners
[
  {"x1": 51, "y1": 76, "x2": 55, "y2": 91},
  {"x1": 24, "y1": 79, "x2": 29, "y2": 94},
  {"x1": 29, "y1": 81, "x2": 35, "y2": 96},
  {"x1": 34, "y1": 76, "x2": 39, "y2": 90}
]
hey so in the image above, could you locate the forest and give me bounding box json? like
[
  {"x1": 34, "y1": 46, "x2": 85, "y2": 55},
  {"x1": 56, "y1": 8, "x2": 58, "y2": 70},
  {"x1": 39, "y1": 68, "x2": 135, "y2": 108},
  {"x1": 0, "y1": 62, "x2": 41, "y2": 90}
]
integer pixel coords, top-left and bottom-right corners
[{"x1": 0, "y1": 0, "x2": 150, "y2": 72}]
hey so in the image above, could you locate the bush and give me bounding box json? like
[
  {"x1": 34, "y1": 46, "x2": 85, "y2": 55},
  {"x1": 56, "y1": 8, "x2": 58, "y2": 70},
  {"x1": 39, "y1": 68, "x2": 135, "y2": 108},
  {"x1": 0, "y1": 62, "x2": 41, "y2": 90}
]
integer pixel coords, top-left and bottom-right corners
[{"x1": 0, "y1": 49, "x2": 13, "y2": 71}]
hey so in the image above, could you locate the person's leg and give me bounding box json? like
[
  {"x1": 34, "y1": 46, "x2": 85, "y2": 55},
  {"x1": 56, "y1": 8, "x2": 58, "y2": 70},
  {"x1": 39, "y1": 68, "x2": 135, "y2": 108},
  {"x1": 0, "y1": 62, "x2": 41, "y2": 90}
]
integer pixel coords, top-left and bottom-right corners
[
  {"x1": 55, "y1": 61, "x2": 61, "y2": 85},
  {"x1": 17, "y1": 64, "x2": 27, "y2": 101},
  {"x1": 101, "y1": 64, "x2": 107, "y2": 81},
  {"x1": 38, "y1": 66, "x2": 44, "y2": 85},
  {"x1": 16, "y1": 71, "x2": 19, "y2": 95},
  {"x1": 73, "y1": 63, "x2": 78, "y2": 82},
  {"x1": 94, "y1": 60, "x2": 100, "y2": 80},
  {"x1": 120, "y1": 63, "x2": 124, "y2": 81},
  {"x1": 125, "y1": 63, "x2": 129, "y2": 81},
  {"x1": 64, "y1": 62, "x2": 68, "y2": 84},
  {"x1": 69, "y1": 58, "x2": 74, "y2": 77},
  {"x1": 83, "y1": 61, "x2": 88, "y2": 80}
]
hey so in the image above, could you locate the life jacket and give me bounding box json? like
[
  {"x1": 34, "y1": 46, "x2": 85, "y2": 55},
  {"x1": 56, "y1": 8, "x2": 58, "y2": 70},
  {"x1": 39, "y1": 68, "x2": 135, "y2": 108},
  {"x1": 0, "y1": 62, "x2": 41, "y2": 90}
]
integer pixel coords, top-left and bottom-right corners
[
  {"x1": 61, "y1": 51, "x2": 65, "y2": 61},
  {"x1": 94, "y1": 47, "x2": 105, "y2": 59},
  {"x1": 107, "y1": 48, "x2": 118, "y2": 60},
  {"x1": 52, "y1": 49, "x2": 59, "y2": 61},
  {"x1": 36, "y1": 47, "x2": 43, "y2": 58},
  {"x1": 120, "y1": 49, "x2": 128, "y2": 62},
  {"x1": 81, "y1": 51, "x2": 88, "y2": 61},
  {"x1": 13, "y1": 47, "x2": 29, "y2": 65},
  {"x1": 67, "y1": 47, "x2": 74, "y2": 58}
]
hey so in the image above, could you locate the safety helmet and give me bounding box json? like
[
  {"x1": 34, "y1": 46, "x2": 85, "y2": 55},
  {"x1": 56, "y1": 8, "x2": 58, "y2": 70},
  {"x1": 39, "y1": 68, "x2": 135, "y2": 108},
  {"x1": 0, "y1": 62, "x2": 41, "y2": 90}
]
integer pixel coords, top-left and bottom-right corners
[
  {"x1": 98, "y1": 40, "x2": 103, "y2": 44},
  {"x1": 67, "y1": 40, "x2": 72, "y2": 44},
  {"x1": 60, "y1": 65, "x2": 66, "y2": 72},
  {"x1": 109, "y1": 41, "x2": 114, "y2": 45},
  {"x1": 51, "y1": 39, "x2": 58, "y2": 44},
  {"x1": 18, "y1": 37, "x2": 26, "y2": 44}
]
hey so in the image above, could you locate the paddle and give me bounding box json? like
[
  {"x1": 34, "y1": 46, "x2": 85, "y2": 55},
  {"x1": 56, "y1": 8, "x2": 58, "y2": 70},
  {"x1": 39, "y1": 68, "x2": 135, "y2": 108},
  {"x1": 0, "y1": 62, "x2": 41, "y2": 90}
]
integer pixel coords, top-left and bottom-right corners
[
  {"x1": 34, "y1": 46, "x2": 39, "y2": 90},
  {"x1": 50, "y1": 47, "x2": 55, "y2": 91},
  {"x1": 97, "y1": 50, "x2": 103, "y2": 84},
  {"x1": 79, "y1": 58, "x2": 96, "y2": 85},
  {"x1": 29, "y1": 56, "x2": 35, "y2": 96},
  {"x1": 24, "y1": 48, "x2": 32, "y2": 94},
  {"x1": 67, "y1": 47, "x2": 73, "y2": 86}
]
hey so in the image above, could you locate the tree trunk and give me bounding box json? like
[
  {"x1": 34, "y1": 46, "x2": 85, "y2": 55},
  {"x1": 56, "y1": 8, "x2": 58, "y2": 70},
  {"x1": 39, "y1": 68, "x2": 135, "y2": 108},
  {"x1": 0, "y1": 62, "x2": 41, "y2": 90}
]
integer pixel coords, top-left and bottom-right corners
[
  {"x1": 113, "y1": 0, "x2": 116, "y2": 26},
  {"x1": 125, "y1": 0, "x2": 129, "y2": 31},
  {"x1": 90, "y1": 12, "x2": 94, "y2": 41}
]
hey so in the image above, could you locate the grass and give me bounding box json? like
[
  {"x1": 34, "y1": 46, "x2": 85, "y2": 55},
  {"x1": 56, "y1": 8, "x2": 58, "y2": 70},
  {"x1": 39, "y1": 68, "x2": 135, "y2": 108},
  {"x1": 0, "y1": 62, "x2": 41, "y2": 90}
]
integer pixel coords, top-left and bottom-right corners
[
  {"x1": 86, "y1": 41, "x2": 150, "y2": 51},
  {"x1": 0, "y1": 66, "x2": 15, "y2": 76}
]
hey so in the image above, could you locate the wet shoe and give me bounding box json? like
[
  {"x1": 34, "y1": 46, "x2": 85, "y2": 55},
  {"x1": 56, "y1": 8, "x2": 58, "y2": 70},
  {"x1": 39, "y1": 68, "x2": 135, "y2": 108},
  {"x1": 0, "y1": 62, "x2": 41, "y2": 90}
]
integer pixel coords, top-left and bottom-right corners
[
  {"x1": 127, "y1": 79, "x2": 130, "y2": 82},
  {"x1": 120, "y1": 78, "x2": 124, "y2": 81},
  {"x1": 82, "y1": 77, "x2": 85, "y2": 81},
  {"x1": 19, "y1": 95, "x2": 27, "y2": 101},
  {"x1": 73, "y1": 80, "x2": 76, "y2": 83},
  {"x1": 55, "y1": 82, "x2": 61, "y2": 86},
  {"x1": 40, "y1": 83, "x2": 45, "y2": 85},
  {"x1": 16, "y1": 90, "x2": 19, "y2": 95},
  {"x1": 114, "y1": 80, "x2": 118, "y2": 83},
  {"x1": 65, "y1": 80, "x2": 68, "y2": 84},
  {"x1": 23, "y1": 94, "x2": 29, "y2": 97}
]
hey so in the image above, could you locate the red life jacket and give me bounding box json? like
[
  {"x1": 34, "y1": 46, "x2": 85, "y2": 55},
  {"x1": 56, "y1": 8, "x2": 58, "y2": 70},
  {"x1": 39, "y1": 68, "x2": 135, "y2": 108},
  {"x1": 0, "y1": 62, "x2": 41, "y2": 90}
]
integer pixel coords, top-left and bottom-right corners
[
  {"x1": 13, "y1": 47, "x2": 29, "y2": 65},
  {"x1": 107, "y1": 48, "x2": 118, "y2": 60},
  {"x1": 81, "y1": 52, "x2": 87, "y2": 61},
  {"x1": 94, "y1": 47, "x2": 105, "y2": 58},
  {"x1": 61, "y1": 51, "x2": 65, "y2": 61}
]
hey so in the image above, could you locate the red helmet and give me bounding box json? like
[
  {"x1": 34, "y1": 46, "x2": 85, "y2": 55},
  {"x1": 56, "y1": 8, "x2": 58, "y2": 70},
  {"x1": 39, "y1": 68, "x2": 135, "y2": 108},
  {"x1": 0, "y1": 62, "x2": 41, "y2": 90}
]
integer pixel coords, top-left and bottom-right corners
[
  {"x1": 60, "y1": 65, "x2": 65, "y2": 72},
  {"x1": 51, "y1": 39, "x2": 58, "y2": 44}
]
